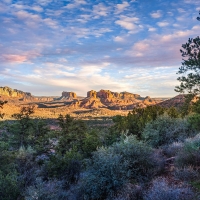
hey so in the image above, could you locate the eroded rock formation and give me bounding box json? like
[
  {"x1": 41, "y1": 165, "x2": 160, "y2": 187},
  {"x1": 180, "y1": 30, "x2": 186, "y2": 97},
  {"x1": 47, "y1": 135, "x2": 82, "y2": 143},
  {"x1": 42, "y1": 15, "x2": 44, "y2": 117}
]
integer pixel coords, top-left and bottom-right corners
[
  {"x1": 0, "y1": 86, "x2": 32, "y2": 98},
  {"x1": 79, "y1": 89, "x2": 156, "y2": 110},
  {"x1": 0, "y1": 86, "x2": 159, "y2": 111},
  {"x1": 62, "y1": 92, "x2": 77, "y2": 99}
]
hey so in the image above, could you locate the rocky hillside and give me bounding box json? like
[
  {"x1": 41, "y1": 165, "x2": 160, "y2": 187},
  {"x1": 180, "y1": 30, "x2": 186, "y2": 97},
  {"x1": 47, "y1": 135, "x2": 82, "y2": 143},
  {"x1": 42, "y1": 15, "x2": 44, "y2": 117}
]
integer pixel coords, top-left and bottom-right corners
[{"x1": 158, "y1": 94, "x2": 186, "y2": 108}]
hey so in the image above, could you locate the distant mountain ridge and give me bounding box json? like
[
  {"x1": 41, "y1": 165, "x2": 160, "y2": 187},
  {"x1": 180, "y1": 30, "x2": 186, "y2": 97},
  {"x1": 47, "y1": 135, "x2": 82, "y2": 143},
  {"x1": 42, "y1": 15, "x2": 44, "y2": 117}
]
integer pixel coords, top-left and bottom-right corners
[{"x1": 0, "y1": 86, "x2": 161, "y2": 110}]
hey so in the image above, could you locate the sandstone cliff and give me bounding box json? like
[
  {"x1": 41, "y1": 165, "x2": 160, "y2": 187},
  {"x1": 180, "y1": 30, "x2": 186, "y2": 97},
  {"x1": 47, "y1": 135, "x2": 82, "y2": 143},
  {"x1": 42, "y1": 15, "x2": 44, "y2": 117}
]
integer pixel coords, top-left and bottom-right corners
[
  {"x1": 0, "y1": 86, "x2": 32, "y2": 98},
  {"x1": 1, "y1": 86, "x2": 159, "y2": 111},
  {"x1": 80, "y1": 89, "x2": 156, "y2": 110},
  {"x1": 62, "y1": 91, "x2": 77, "y2": 99}
]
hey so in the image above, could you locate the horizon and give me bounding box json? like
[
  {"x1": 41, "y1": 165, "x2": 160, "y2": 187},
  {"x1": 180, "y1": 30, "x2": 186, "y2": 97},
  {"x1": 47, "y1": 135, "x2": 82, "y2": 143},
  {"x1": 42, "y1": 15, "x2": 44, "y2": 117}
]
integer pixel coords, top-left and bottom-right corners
[
  {"x1": 0, "y1": 85, "x2": 173, "y2": 98},
  {"x1": 0, "y1": 0, "x2": 200, "y2": 97}
]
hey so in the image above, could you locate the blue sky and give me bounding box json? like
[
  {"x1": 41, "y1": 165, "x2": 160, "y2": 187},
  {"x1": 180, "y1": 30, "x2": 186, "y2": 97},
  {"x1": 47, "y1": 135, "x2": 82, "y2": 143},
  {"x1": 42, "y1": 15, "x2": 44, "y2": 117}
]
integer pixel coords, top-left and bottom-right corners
[{"x1": 0, "y1": 0, "x2": 200, "y2": 97}]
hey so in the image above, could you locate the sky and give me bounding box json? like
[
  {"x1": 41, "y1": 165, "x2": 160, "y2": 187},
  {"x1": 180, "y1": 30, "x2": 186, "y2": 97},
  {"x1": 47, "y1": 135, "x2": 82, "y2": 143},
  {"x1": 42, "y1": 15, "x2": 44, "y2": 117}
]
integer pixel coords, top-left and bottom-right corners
[{"x1": 0, "y1": 0, "x2": 200, "y2": 97}]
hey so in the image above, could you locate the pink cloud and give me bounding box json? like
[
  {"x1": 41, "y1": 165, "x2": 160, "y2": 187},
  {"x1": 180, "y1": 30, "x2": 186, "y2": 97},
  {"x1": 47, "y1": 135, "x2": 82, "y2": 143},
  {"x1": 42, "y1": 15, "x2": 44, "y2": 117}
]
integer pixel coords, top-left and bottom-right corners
[{"x1": 2, "y1": 54, "x2": 28, "y2": 63}]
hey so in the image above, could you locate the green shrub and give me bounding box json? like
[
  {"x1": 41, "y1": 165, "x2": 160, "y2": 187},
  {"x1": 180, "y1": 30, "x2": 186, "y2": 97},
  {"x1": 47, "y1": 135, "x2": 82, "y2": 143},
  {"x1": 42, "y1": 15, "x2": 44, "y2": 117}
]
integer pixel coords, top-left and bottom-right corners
[
  {"x1": 16, "y1": 146, "x2": 38, "y2": 193},
  {"x1": 57, "y1": 114, "x2": 88, "y2": 155},
  {"x1": 144, "y1": 178, "x2": 194, "y2": 200},
  {"x1": 82, "y1": 135, "x2": 157, "y2": 199},
  {"x1": 82, "y1": 129, "x2": 102, "y2": 157},
  {"x1": 25, "y1": 178, "x2": 68, "y2": 200},
  {"x1": 126, "y1": 106, "x2": 166, "y2": 139},
  {"x1": 109, "y1": 106, "x2": 166, "y2": 141},
  {"x1": 0, "y1": 170, "x2": 20, "y2": 200},
  {"x1": 142, "y1": 115, "x2": 194, "y2": 147},
  {"x1": 174, "y1": 166, "x2": 199, "y2": 182},
  {"x1": 10, "y1": 106, "x2": 35, "y2": 148},
  {"x1": 162, "y1": 142, "x2": 183, "y2": 157},
  {"x1": 43, "y1": 151, "x2": 82, "y2": 187},
  {"x1": 0, "y1": 141, "x2": 16, "y2": 173},
  {"x1": 113, "y1": 183, "x2": 143, "y2": 200},
  {"x1": 175, "y1": 134, "x2": 200, "y2": 168},
  {"x1": 188, "y1": 113, "x2": 200, "y2": 131}
]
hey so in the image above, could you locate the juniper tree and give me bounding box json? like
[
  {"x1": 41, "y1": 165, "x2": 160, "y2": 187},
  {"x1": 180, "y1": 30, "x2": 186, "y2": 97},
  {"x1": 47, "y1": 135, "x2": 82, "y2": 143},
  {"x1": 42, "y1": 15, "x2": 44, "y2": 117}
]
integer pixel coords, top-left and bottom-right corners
[
  {"x1": 0, "y1": 100, "x2": 7, "y2": 119},
  {"x1": 175, "y1": 12, "x2": 200, "y2": 94}
]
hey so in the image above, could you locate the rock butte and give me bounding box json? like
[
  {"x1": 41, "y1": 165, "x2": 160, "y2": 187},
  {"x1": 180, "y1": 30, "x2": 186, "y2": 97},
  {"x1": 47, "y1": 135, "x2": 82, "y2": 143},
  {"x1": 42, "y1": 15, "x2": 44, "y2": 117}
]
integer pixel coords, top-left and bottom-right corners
[{"x1": 0, "y1": 86, "x2": 162, "y2": 111}]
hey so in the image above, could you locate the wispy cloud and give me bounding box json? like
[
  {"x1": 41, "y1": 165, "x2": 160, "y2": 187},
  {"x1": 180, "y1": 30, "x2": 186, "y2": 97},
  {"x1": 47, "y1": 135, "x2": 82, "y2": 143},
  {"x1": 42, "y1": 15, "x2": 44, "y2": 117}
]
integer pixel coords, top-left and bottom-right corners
[
  {"x1": 157, "y1": 21, "x2": 169, "y2": 27},
  {"x1": 150, "y1": 10, "x2": 162, "y2": 18},
  {"x1": 64, "y1": 0, "x2": 87, "y2": 9},
  {"x1": 0, "y1": 0, "x2": 200, "y2": 97},
  {"x1": 114, "y1": 36, "x2": 125, "y2": 42},
  {"x1": 115, "y1": 1, "x2": 129, "y2": 14},
  {"x1": 1, "y1": 54, "x2": 28, "y2": 63},
  {"x1": 92, "y1": 3, "x2": 110, "y2": 18},
  {"x1": 115, "y1": 15, "x2": 140, "y2": 31}
]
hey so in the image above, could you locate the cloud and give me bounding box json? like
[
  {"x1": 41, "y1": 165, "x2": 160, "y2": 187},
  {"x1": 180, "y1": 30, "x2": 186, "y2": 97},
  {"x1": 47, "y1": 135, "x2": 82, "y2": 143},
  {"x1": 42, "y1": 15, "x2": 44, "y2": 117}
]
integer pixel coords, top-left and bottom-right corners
[
  {"x1": 115, "y1": 16, "x2": 140, "y2": 31},
  {"x1": 76, "y1": 14, "x2": 91, "y2": 23},
  {"x1": 14, "y1": 10, "x2": 41, "y2": 21},
  {"x1": 31, "y1": 6, "x2": 43, "y2": 12},
  {"x1": 0, "y1": 3, "x2": 9, "y2": 12},
  {"x1": 150, "y1": 10, "x2": 162, "y2": 18},
  {"x1": 148, "y1": 27, "x2": 157, "y2": 31},
  {"x1": 0, "y1": 63, "x2": 130, "y2": 96},
  {"x1": 122, "y1": 67, "x2": 178, "y2": 97},
  {"x1": 11, "y1": 3, "x2": 43, "y2": 12},
  {"x1": 3, "y1": 0, "x2": 12, "y2": 3},
  {"x1": 93, "y1": 3, "x2": 109, "y2": 18},
  {"x1": 115, "y1": 20, "x2": 137, "y2": 30},
  {"x1": 13, "y1": 10, "x2": 60, "y2": 29},
  {"x1": 184, "y1": 0, "x2": 200, "y2": 5},
  {"x1": 115, "y1": 1, "x2": 129, "y2": 14},
  {"x1": 37, "y1": 0, "x2": 53, "y2": 6},
  {"x1": 117, "y1": 25, "x2": 200, "y2": 68},
  {"x1": 43, "y1": 18, "x2": 58, "y2": 29},
  {"x1": 157, "y1": 21, "x2": 169, "y2": 27},
  {"x1": 177, "y1": 8, "x2": 186, "y2": 13},
  {"x1": 1, "y1": 54, "x2": 28, "y2": 63},
  {"x1": 64, "y1": 0, "x2": 87, "y2": 9},
  {"x1": 114, "y1": 36, "x2": 125, "y2": 42}
]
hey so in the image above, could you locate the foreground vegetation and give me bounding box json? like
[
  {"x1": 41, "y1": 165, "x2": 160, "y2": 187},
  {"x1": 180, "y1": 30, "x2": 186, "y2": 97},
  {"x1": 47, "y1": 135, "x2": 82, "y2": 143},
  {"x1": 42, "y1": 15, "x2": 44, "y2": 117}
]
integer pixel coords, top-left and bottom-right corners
[{"x1": 1, "y1": 98, "x2": 200, "y2": 199}]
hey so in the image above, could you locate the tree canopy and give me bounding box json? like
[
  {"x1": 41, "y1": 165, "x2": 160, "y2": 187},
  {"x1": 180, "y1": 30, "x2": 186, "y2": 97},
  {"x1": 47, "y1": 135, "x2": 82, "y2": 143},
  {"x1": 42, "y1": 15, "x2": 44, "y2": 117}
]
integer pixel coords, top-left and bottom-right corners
[{"x1": 175, "y1": 12, "x2": 200, "y2": 95}]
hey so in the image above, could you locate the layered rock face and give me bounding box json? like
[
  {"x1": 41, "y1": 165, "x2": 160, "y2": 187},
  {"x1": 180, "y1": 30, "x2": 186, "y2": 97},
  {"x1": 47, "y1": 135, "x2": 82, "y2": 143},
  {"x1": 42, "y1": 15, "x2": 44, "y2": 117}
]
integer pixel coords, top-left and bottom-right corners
[
  {"x1": 81, "y1": 89, "x2": 156, "y2": 110},
  {"x1": 0, "y1": 86, "x2": 158, "y2": 111},
  {"x1": 143, "y1": 96, "x2": 156, "y2": 105},
  {"x1": 87, "y1": 90, "x2": 97, "y2": 98},
  {"x1": 62, "y1": 92, "x2": 77, "y2": 99},
  {"x1": 0, "y1": 86, "x2": 55, "y2": 102},
  {"x1": 87, "y1": 90, "x2": 141, "y2": 100},
  {"x1": 0, "y1": 86, "x2": 32, "y2": 99}
]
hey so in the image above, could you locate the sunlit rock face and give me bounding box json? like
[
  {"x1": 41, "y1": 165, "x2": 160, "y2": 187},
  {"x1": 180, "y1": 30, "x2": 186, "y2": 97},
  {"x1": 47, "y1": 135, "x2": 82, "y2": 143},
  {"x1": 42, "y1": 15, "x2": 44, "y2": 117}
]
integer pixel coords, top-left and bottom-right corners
[
  {"x1": 0, "y1": 86, "x2": 158, "y2": 111},
  {"x1": 87, "y1": 90, "x2": 97, "y2": 98},
  {"x1": 0, "y1": 86, "x2": 32, "y2": 98},
  {"x1": 62, "y1": 92, "x2": 77, "y2": 99},
  {"x1": 81, "y1": 89, "x2": 156, "y2": 110}
]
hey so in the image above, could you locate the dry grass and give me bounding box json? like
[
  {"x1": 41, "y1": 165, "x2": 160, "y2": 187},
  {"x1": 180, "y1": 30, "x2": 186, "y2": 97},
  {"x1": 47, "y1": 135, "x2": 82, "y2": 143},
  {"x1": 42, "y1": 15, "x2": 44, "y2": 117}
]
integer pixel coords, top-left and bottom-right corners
[{"x1": 1, "y1": 102, "x2": 129, "y2": 120}]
